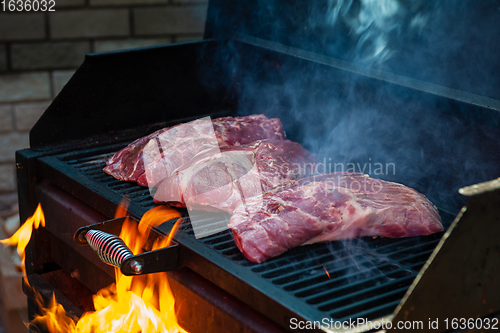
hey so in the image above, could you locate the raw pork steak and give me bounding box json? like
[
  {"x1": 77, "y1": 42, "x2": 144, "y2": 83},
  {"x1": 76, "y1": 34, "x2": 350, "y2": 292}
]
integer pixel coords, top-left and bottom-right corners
[
  {"x1": 103, "y1": 114, "x2": 285, "y2": 187},
  {"x1": 229, "y1": 172, "x2": 443, "y2": 263}
]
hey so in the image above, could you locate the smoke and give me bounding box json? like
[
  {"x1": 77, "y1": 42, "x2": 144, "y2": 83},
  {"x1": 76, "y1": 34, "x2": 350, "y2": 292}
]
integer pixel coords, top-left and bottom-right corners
[
  {"x1": 194, "y1": 1, "x2": 500, "y2": 285},
  {"x1": 169, "y1": 11, "x2": 497, "y2": 321},
  {"x1": 200, "y1": 0, "x2": 500, "y2": 215},
  {"x1": 325, "y1": 0, "x2": 408, "y2": 65}
]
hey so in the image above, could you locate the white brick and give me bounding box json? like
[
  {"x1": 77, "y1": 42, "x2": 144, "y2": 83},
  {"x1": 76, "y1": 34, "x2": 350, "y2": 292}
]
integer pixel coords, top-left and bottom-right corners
[
  {"x1": 11, "y1": 42, "x2": 90, "y2": 70},
  {"x1": 14, "y1": 101, "x2": 50, "y2": 131},
  {"x1": 50, "y1": 9, "x2": 129, "y2": 39},
  {"x1": 0, "y1": 73, "x2": 51, "y2": 103},
  {"x1": 91, "y1": 0, "x2": 166, "y2": 5},
  {"x1": 0, "y1": 132, "x2": 29, "y2": 163},
  {"x1": 0, "y1": 192, "x2": 17, "y2": 213},
  {"x1": 0, "y1": 13, "x2": 45, "y2": 41},
  {"x1": 94, "y1": 38, "x2": 172, "y2": 53},
  {"x1": 0, "y1": 105, "x2": 13, "y2": 133},
  {"x1": 0, "y1": 44, "x2": 6, "y2": 72},
  {"x1": 134, "y1": 5, "x2": 207, "y2": 35},
  {"x1": 0, "y1": 164, "x2": 15, "y2": 192},
  {"x1": 0, "y1": 104, "x2": 14, "y2": 133},
  {"x1": 52, "y1": 70, "x2": 76, "y2": 97},
  {"x1": 56, "y1": 0, "x2": 85, "y2": 7}
]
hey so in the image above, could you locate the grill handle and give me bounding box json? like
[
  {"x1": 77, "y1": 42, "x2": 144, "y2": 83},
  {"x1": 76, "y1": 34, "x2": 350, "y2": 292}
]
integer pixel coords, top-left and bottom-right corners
[
  {"x1": 82, "y1": 229, "x2": 142, "y2": 273},
  {"x1": 74, "y1": 217, "x2": 180, "y2": 276}
]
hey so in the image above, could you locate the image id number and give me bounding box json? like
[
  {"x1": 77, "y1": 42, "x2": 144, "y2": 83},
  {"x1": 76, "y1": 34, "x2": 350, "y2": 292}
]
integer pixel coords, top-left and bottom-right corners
[
  {"x1": 444, "y1": 317, "x2": 499, "y2": 330},
  {"x1": 2, "y1": 0, "x2": 55, "y2": 11}
]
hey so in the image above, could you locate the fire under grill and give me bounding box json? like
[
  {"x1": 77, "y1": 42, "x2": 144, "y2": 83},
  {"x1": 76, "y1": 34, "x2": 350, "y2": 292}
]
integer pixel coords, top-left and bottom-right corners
[{"x1": 32, "y1": 143, "x2": 454, "y2": 327}]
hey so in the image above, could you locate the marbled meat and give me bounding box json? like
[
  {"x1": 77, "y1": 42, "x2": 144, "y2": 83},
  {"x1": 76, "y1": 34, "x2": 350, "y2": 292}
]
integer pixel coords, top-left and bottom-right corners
[
  {"x1": 229, "y1": 172, "x2": 443, "y2": 263},
  {"x1": 153, "y1": 139, "x2": 317, "y2": 214},
  {"x1": 103, "y1": 114, "x2": 285, "y2": 188}
]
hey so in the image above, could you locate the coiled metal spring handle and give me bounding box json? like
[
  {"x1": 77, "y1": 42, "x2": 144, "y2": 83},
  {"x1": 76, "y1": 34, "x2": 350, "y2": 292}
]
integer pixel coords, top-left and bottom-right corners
[
  {"x1": 81, "y1": 229, "x2": 143, "y2": 274},
  {"x1": 75, "y1": 217, "x2": 180, "y2": 276}
]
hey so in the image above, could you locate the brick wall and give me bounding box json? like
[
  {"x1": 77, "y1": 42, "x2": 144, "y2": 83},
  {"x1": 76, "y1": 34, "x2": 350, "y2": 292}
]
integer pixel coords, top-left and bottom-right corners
[{"x1": 0, "y1": 1, "x2": 208, "y2": 215}]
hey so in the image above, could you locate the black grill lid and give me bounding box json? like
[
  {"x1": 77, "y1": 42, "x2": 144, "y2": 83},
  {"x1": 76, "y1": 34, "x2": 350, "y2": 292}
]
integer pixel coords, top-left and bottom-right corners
[
  {"x1": 29, "y1": 41, "x2": 234, "y2": 152},
  {"x1": 205, "y1": 0, "x2": 500, "y2": 100}
]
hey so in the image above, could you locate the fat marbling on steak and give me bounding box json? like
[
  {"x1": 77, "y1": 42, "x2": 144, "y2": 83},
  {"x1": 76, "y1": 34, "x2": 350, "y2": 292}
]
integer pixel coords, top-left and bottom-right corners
[
  {"x1": 103, "y1": 114, "x2": 285, "y2": 188},
  {"x1": 229, "y1": 172, "x2": 443, "y2": 263},
  {"x1": 153, "y1": 139, "x2": 317, "y2": 214}
]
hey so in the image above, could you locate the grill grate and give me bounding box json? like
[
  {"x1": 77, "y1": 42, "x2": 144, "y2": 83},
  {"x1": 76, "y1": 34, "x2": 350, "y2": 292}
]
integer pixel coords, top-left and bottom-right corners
[
  {"x1": 198, "y1": 229, "x2": 443, "y2": 322},
  {"x1": 58, "y1": 148, "x2": 453, "y2": 324},
  {"x1": 65, "y1": 152, "x2": 157, "y2": 208}
]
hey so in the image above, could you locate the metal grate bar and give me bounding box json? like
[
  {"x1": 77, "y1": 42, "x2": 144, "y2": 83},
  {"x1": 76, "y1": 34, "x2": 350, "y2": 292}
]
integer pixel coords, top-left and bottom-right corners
[
  {"x1": 337, "y1": 300, "x2": 402, "y2": 323},
  {"x1": 292, "y1": 262, "x2": 403, "y2": 297},
  {"x1": 326, "y1": 286, "x2": 410, "y2": 318}
]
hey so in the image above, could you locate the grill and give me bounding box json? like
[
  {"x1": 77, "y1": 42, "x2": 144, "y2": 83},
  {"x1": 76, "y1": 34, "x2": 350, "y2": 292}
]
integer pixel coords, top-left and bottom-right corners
[
  {"x1": 16, "y1": 1, "x2": 500, "y2": 332},
  {"x1": 30, "y1": 144, "x2": 455, "y2": 327},
  {"x1": 53, "y1": 147, "x2": 456, "y2": 320}
]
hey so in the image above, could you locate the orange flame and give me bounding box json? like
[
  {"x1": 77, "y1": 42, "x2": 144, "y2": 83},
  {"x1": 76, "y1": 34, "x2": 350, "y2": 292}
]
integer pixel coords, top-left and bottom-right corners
[
  {"x1": 75, "y1": 205, "x2": 185, "y2": 333},
  {"x1": 29, "y1": 293, "x2": 78, "y2": 332},
  {"x1": 1, "y1": 203, "x2": 187, "y2": 333},
  {"x1": 323, "y1": 266, "x2": 331, "y2": 279},
  {"x1": 114, "y1": 197, "x2": 130, "y2": 219},
  {"x1": 0, "y1": 203, "x2": 44, "y2": 278}
]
